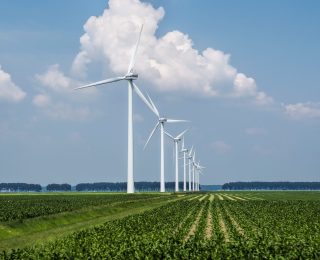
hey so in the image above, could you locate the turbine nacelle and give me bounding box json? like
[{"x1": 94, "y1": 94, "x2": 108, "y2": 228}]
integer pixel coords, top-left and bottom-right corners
[
  {"x1": 159, "y1": 118, "x2": 167, "y2": 123},
  {"x1": 125, "y1": 72, "x2": 138, "y2": 80}
]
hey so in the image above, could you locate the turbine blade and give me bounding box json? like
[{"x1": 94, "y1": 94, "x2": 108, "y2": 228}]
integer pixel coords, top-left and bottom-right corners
[
  {"x1": 144, "y1": 122, "x2": 159, "y2": 150},
  {"x1": 127, "y1": 24, "x2": 144, "y2": 74},
  {"x1": 74, "y1": 77, "x2": 125, "y2": 90},
  {"x1": 176, "y1": 128, "x2": 189, "y2": 139},
  {"x1": 188, "y1": 146, "x2": 193, "y2": 156},
  {"x1": 146, "y1": 93, "x2": 160, "y2": 117},
  {"x1": 182, "y1": 136, "x2": 185, "y2": 149},
  {"x1": 132, "y1": 82, "x2": 157, "y2": 115},
  {"x1": 164, "y1": 131, "x2": 174, "y2": 140},
  {"x1": 167, "y1": 119, "x2": 190, "y2": 123}
]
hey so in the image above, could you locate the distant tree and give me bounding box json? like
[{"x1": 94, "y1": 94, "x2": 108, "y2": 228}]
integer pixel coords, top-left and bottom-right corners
[
  {"x1": 47, "y1": 183, "x2": 71, "y2": 191},
  {"x1": 0, "y1": 183, "x2": 41, "y2": 192},
  {"x1": 222, "y1": 182, "x2": 320, "y2": 190},
  {"x1": 75, "y1": 182, "x2": 189, "y2": 192}
]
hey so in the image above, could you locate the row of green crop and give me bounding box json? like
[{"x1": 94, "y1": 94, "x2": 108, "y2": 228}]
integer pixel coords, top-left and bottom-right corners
[
  {"x1": 0, "y1": 194, "x2": 162, "y2": 222},
  {"x1": 2, "y1": 198, "x2": 320, "y2": 259}
]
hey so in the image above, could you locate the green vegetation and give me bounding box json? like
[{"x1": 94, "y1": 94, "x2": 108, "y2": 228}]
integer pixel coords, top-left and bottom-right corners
[
  {"x1": 0, "y1": 193, "x2": 163, "y2": 222},
  {"x1": 0, "y1": 193, "x2": 179, "y2": 251},
  {"x1": 1, "y1": 192, "x2": 320, "y2": 258}
]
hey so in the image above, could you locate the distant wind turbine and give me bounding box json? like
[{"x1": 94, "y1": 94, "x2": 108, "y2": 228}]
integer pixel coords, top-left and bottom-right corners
[
  {"x1": 74, "y1": 25, "x2": 154, "y2": 194},
  {"x1": 192, "y1": 151, "x2": 196, "y2": 191},
  {"x1": 187, "y1": 146, "x2": 193, "y2": 191},
  {"x1": 195, "y1": 161, "x2": 205, "y2": 191},
  {"x1": 165, "y1": 129, "x2": 188, "y2": 192},
  {"x1": 144, "y1": 95, "x2": 189, "y2": 192},
  {"x1": 180, "y1": 137, "x2": 189, "y2": 191}
]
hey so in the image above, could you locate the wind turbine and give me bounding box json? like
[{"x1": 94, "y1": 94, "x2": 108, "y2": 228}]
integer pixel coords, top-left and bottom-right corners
[
  {"x1": 192, "y1": 151, "x2": 196, "y2": 191},
  {"x1": 165, "y1": 129, "x2": 188, "y2": 192},
  {"x1": 180, "y1": 137, "x2": 189, "y2": 192},
  {"x1": 144, "y1": 95, "x2": 189, "y2": 192},
  {"x1": 187, "y1": 146, "x2": 193, "y2": 191},
  {"x1": 195, "y1": 161, "x2": 205, "y2": 191},
  {"x1": 74, "y1": 25, "x2": 154, "y2": 194}
]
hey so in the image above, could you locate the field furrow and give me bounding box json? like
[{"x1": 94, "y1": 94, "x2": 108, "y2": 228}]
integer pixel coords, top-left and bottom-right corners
[
  {"x1": 205, "y1": 201, "x2": 213, "y2": 239},
  {"x1": 221, "y1": 194, "x2": 236, "y2": 201},
  {"x1": 216, "y1": 194, "x2": 224, "y2": 200},
  {"x1": 184, "y1": 204, "x2": 205, "y2": 241}
]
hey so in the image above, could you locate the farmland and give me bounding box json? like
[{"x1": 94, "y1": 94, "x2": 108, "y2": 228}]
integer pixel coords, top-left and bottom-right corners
[{"x1": 1, "y1": 192, "x2": 320, "y2": 259}]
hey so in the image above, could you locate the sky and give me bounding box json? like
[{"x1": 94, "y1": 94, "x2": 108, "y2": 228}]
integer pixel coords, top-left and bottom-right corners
[{"x1": 0, "y1": 0, "x2": 319, "y2": 186}]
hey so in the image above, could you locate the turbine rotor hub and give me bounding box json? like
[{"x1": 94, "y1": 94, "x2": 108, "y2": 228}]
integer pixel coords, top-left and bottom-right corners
[
  {"x1": 159, "y1": 118, "x2": 167, "y2": 123},
  {"x1": 125, "y1": 72, "x2": 138, "y2": 80}
]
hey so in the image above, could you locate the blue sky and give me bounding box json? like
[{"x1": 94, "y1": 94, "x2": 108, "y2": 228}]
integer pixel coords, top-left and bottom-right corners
[{"x1": 0, "y1": 0, "x2": 319, "y2": 185}]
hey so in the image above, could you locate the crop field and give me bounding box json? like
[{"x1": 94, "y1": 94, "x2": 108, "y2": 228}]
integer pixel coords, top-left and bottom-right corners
[{"x1": 0, "y1": 192, "x2": 320, "y2": 259}]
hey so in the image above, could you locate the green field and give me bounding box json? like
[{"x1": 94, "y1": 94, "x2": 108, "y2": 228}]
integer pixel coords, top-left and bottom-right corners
[{"x1": 0, "y1": 191, "x2": 320, "y2": 259}]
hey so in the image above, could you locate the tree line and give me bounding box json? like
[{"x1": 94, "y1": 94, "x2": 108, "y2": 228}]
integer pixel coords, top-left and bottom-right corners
[
  {"x1": 222, "y1": 182, "x2": 320, "y2": 190},
  {"x1": 0, "y1": 183, "x2": 42, "y2": 192},
  {"x1": 75, "y1": 182, "x2": 190, "y2": 192},
  {"x1": 0, "y1": 182, "x2": 191, "y2": 192},
  {"x1": 46, "y1": 183, "x2": 72, "y2": 191}
]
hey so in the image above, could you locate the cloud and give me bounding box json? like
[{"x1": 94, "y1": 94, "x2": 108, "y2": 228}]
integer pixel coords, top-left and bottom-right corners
[
  {"x1": 212, "y1": 140, "x2": 231, "y2": 154},
  {"x1": 36, "y1": 64, "x2": 78, "y2": 94},
  {"x1": 33, "y1": 94, "x2": 51, "y2": 107},
  {"x1": 70, "y1": 0, "x2": 271, "y2": 104},
  {"x1": 233, "y1": 73, "x2": 273, "y2": 105},
  {"x1": 283, "y1": 102, "x2": 320, "y2": 119},
  {"x1": 34, "y1": 65, "x2": 95, "y2": 121},
  {"x1": 245, "y1": 127, "x2": 267, "y2": 135},
  {"x1": 0, "y1": 65, "x2": 26, "y2": 102},
  {"x1": 42, "y1": 103, "x2": 91, "y2": 121},
  {"x1": 32, "y1": 94, "x2": 91, "y2": 121}
]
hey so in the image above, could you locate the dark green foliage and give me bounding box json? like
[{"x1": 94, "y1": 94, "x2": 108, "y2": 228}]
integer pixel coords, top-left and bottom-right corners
[
  {"x1": 46, "y1": 183, "x2": 71, "y2": 191},
  {"x1": 222, "y1": 181, "x2": 320, "y2": 190},
  {"x1": 76, "y1": 181, "x2": 189, "y2": 192},
  {"x1": 0, "y1": 183, "x2": 41, "y2": 192}
]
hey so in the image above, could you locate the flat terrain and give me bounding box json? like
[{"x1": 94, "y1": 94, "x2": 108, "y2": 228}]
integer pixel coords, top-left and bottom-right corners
[
  {"x1": 1, "y1": 191, "x2": 320, "y2": 258},
  {"x1": 0, "y1": 193, "x2": 179, "y2": 251}
]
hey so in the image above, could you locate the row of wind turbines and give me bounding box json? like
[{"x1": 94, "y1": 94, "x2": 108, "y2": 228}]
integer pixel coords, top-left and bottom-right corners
[{"x1": 75, "y1": 25, "x2": 205, "y2": 193}]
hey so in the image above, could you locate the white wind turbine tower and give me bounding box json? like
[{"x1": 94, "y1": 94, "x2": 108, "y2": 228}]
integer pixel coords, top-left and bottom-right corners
[
  {"x1": 144, "y1": 95, "x2": 189, "y2": 192},
  {"x1": 74, "y1": 25, "x2": 154, "y2": 194},
  {"x1": 180, "y1": 137, "x2": 189, "y2": 192},
  {"x1": 195, "y1": 161, "x2": 205, "y2": 191},
  {"x1": 165, "y1": 129, "x2": 188, "y2": 192},
  {"x1": 192, "y1": 151, "x2": 196, "y2": 191},
  {"x1": 187, "y1": 146, "x2": 193, "y2": 191}
]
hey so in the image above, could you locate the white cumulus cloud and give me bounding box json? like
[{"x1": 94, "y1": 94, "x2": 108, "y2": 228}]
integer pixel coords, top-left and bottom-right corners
[
  {"x1": 36, "y1": 64, "x2": 76, "y2": 94},
  {"x1": 233, "y1": 73, "x2": 273, "y2": 105},
  {"x1": 0, "y1": 65, "x2": 26, "y2": 102},
  {"x1": 69, "y1": 0, "x2": 271, "y2": 103},
  {"x1": 283, "y1": 102, "x2": 320, "y2": 119},
  {"x1": 34, "y1": 65, "x2": 95, "y2": 121}
]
